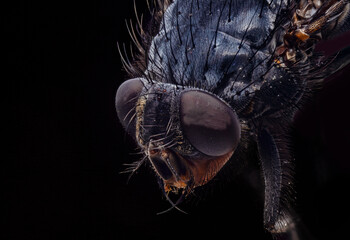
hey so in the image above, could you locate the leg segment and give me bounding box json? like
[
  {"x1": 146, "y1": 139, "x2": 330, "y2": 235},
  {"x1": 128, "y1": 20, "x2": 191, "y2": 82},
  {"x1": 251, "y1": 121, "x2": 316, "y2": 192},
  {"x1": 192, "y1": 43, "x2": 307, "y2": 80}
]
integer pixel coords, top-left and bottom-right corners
[
  {"x1": 257, "y1": 128, "x2": 299, "y2": 239},
  {"x1": 258, "y1": 128, "x2": 288, "y2": 233}
]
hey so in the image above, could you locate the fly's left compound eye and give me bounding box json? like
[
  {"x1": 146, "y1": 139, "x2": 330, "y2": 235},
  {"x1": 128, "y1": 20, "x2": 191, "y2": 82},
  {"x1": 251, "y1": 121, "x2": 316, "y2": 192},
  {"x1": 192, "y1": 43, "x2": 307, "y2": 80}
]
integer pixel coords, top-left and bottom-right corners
[
  {"x1": 180, "y1": 91, "x2": 241, "y2": 157},
  {"x1": 115, "y1": 78, "x2": 144, "y2": 133}
]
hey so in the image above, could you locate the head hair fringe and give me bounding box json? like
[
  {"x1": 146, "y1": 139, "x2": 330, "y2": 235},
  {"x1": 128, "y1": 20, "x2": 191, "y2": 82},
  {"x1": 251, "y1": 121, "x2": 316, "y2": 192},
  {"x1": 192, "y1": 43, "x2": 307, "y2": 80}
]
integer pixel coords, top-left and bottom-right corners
[{"x1": 118, "y1": 0, "x2": 174, "y2": 80}]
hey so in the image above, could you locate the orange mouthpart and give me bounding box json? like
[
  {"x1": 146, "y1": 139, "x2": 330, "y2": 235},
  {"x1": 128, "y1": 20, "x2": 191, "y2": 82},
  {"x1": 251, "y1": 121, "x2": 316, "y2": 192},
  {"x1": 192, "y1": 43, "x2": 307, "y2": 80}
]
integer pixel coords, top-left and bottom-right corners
[{"x1": 162, "y1": 150, "x2": 234, "y2": 193}]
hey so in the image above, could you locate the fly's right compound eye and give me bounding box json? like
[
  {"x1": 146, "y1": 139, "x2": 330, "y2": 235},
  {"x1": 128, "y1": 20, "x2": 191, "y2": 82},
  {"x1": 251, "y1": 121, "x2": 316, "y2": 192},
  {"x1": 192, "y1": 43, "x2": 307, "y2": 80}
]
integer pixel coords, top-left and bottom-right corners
[
  {"x1": 115, "y1": 78, "x2": 144, "y2": 133},
  {"x1": 180, "y1": 90, "x2": 241, "y2": 157}
]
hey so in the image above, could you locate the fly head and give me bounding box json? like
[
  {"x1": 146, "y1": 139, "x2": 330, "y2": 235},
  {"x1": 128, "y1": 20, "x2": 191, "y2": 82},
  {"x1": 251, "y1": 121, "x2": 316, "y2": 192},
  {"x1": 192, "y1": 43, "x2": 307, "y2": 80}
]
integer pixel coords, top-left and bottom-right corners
[{"x1": 116, "y1": 78, "x2": 241, "y2": 193}]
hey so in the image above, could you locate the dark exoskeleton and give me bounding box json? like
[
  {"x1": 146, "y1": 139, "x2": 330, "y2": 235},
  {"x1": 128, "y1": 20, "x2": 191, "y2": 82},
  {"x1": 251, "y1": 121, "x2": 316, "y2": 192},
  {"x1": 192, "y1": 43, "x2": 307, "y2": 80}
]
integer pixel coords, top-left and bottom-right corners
[{"x1": 116, "y1": 0, "x2": 350, "y2": 239}]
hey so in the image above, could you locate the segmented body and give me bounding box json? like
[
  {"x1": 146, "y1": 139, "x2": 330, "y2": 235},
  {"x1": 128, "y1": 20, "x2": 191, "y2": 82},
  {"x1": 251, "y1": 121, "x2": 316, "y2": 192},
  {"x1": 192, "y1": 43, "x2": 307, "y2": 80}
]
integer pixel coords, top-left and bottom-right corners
[{"x1": 147, "y1": 0, "x2": 303, "y2": 120}]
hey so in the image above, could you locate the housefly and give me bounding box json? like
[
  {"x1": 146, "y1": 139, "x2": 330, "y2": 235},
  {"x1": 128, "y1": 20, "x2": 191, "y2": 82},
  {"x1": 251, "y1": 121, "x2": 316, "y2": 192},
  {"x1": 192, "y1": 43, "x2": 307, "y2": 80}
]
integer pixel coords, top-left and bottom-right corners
[{"x1": 115, "y1": 0, "x2": 350, "y2": 239}]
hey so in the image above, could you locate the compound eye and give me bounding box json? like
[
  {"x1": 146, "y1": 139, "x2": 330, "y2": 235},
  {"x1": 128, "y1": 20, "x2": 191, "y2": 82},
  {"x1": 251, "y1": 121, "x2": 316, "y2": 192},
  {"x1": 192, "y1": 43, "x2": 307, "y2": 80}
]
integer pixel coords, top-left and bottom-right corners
[
  {"x1": 115, "y1": 78, "x2": 144, "y2": 132},
  {"x1": 180, "y1": 91, "x2": 241, "y2": 157}
]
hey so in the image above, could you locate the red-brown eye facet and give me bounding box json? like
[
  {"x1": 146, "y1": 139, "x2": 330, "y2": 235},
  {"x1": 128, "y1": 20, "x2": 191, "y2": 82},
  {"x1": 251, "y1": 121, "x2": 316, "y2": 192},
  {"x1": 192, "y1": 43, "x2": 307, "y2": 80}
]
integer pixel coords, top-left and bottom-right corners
[{"x1": 180, "y1": 91, "x2": 241, "y2": 157}]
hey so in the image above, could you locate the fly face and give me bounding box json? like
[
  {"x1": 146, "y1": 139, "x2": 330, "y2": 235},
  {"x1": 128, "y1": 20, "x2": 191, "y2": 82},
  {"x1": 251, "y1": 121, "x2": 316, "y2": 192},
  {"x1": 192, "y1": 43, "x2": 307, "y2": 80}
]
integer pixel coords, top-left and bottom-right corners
[{"x1": 116, "y1": 78, "x2": 241, "y2": 192}]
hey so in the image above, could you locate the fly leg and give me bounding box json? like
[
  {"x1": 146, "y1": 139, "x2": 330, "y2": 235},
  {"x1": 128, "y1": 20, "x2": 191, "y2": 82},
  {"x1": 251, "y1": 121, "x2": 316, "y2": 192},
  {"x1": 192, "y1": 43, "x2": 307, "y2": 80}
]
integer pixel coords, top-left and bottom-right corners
[
  {"x1": 292, "y1": 0, "x2": 350, "y2": 41},
  {"x1": 276, "y1": 0, "x2": 350, "y2": 66},
  {"x1": 257, "y1": 127, "x2": 310, "y2": 240}
]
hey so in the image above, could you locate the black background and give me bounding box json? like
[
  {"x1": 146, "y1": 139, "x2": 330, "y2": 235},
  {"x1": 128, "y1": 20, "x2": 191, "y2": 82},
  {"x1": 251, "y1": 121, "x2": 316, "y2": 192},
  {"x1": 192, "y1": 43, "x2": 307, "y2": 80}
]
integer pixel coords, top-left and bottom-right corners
[{"x1": 4, "y1": 1, "x2": 350, "y2": 239}]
